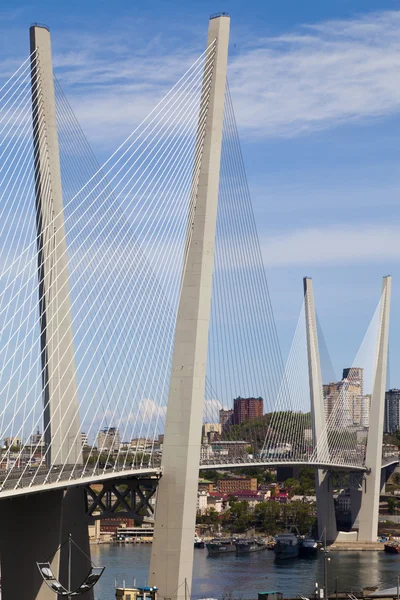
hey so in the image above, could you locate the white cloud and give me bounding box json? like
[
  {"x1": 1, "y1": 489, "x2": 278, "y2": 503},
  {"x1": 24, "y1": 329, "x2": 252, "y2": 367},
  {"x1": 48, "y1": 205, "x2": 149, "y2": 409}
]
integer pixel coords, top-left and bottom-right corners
[
  {"x1": 138, "y1": 398, "x2": 167, "y2": 424},
  {"x1": 45, "y1": 9, "x2": 400, "y2": 144},
  {"x1": 4, "y1": 10, "x2": 400, "y2": 144},
  {"x1": 229, "y1": 10, "x2": 400, "y2": 138},
  {"x1": 203, "y1": 398, "x2": 223, "y2": 422},
  {"x1": 261, "y1": 223, "x2": 400, "y2": 267}
]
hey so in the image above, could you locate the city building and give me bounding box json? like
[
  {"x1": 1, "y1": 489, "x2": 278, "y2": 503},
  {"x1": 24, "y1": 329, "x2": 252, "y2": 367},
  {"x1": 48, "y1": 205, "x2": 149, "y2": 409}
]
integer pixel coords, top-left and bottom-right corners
[
  {"x1": 210, "y1": 440, "x2": 248, "y2": 460},
  {"x1": 219, "y1": 408, "x2": 233, "y2": 431},
  {"x1": 223, "y1": 490, "x2": 262, "y2": 509},
  {"x1": 130, "y1": 438, "x2": 154, "y2": 451},
  {"x1": 115, "y1": 524, "x2": 154, "y2": 541},
  {"x1": 99, "y1": 517, "x2": 134, "y2": 534},
  {"x1": 29, "y1": 430, "x2": 45, "y2": 448},
  {"x1": 259, "y1": 482, "x2": 280, "y2": 497},
  {"x1": 200, "y1": 444, "x2": 213, "y2": 461},
  {"x1": 3, "y1": 437, "x2": 21, "y2": 449},
  {"x1": 217, "y1": 477, "x2": 258, "y2": 494},
  {"x1": 197, "y1": 490, "x2": 208, "y2": 515},
  {"x1": 96, "y1": 427, "x2": 121, "y2": 452},
  {"x1": 384, "y1": 389, "x2": 400, "y2": 433},
  {"x1": 198, "y1": 478, "x2": 214, "y2": 493},
  {"x1": 360, "y1": 395, "x2": 370, "y2": 428},
  {"x1": 342, "y1": 367, "x2": 364, "y2": 392},
  {"x1": 233, "y1": 397, "x2": 263, "y2": 425},
  {"x1": 303, "y1": 428, "x2": 313, "y2": 443},
  {"x1": 81, "y1": 432, "x2": 88, "y2": 447},
  {"x1": 291, "y1": 495, "x2": 316, "y2": 504},
  {"x1": 382, "y1": 443, "x2": 399, "y2": 458},
  {"x1": 336, "y1": 490, "x2": 351, "y2": 513},
  {"x1": 323, "y1": 367, "x2": 366, "y2": 428},
  {"x1": 207, "y1": 492, "x2": 224, "y2": 513},
  {"x1": 202, "y1": 423, "x2": 221, "y2": 443}
]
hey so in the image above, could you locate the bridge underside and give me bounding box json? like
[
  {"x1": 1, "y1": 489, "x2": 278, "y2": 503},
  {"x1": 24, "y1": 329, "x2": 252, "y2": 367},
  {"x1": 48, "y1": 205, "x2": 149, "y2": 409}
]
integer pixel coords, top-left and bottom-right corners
[
  {"x1": 199, "y1": 461, "x2": 368, "y2": 473},
  {"x1": 0, "y1": 467, "x2": 161, "y2": 500},
  {"x1": 2, "y1": 457, "x2": 392, "y2": 502}
]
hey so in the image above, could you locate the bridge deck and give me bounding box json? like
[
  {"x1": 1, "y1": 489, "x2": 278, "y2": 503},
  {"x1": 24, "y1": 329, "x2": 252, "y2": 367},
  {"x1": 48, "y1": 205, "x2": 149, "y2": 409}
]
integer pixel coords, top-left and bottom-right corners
[
  {"x1": 0, "y1": 467, "x2": 162, "y2": 500},
  {"x1": 199, "y1": 460, "x2": 369, "y2": 473},
  {"x1": 0, "y1": 456, "x2": 396, "y2": 500}
]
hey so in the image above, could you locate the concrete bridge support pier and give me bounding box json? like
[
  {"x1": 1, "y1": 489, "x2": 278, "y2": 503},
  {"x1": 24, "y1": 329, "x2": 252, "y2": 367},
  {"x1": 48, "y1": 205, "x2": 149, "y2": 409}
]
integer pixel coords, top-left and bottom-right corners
[
  {"x1": 149, "y1": 14, "x2": 230, "y2": 600},
  {"x1": 0, "y1": 488, "x2": 92, "y2": 600},
  {"x1": 356, "y1": 277, "x2": 391, "y2": 541},
  {"x1": 30, "y1": 24, "x2": 82, "y2": 467},
  {"x1": 304, "y1": 277, "x2": 338, "y2": 542},
  {"x1": 0, "y1": 25, "x2": 91, "y2": 600}
]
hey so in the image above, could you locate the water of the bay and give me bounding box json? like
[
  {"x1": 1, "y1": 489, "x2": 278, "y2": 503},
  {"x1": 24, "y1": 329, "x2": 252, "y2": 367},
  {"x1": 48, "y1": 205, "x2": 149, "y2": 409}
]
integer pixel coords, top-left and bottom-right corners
[{"x1": 90, "y1": 544, "x2": 400, "y2": 600}]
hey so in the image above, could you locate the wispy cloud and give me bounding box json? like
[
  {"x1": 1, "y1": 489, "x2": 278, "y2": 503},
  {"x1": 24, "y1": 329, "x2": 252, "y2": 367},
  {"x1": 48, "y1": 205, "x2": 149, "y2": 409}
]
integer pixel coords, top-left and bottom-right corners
[
  {"x1": 3, "y1": 10, "x2": 400, "y2": 144},
  {"x1": 45, "y1": 9, "x2": 400, "y2": 145},
  {"x1": 230, "y1": 10, "x2": 400, "y2": 138},
  {"x1": 51, "y1": 27, "x2": 202, "y2": 147},
  {"x1": 261, "y1": 223, "x2": 400, "y2": 267}
]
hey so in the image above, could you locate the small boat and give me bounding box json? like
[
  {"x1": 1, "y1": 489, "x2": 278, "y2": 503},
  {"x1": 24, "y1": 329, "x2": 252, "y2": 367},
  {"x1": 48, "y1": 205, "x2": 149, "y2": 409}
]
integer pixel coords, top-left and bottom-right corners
[
  {"x1": 384, "y1": 541, "x2": 400, "y2": 554},
  {"x1": 206, "y1": 538, "x2": 236, "y2": 555},
  {"x1": 194, "y1": 533, "x2": 205, "y2": 549},
  {"x1": 274, "y1": 533, "x2": 299, "y2": 559},
  {"x1": 267, "y1": 538, "x2": 275, "y2": 550},
  {"x1": 235, "y1": 538, "x2": 267, "y2": 553},
  {"x1": 299, "y1": 537, "x2": 318, "y2": 557}
]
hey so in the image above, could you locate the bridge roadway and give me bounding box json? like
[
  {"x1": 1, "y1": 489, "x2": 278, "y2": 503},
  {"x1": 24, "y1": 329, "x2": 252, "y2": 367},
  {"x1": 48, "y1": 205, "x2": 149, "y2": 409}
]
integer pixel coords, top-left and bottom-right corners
[
  {"x1": 200, "y1": 456, "x2": 399, "y2": 472},
  {"x1": 0, "y1": 465, "x2": 162, "y2": 500},
  {"x1": 0, "y1": 456, "x2": 396, "y2": 500}
]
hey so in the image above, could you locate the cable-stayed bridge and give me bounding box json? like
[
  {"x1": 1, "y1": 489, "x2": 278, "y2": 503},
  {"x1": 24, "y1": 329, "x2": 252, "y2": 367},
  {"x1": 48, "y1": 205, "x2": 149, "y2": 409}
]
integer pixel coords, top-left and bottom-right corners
[{"x1": 0, "y1": 14, "x2": 395, "y2": 600}]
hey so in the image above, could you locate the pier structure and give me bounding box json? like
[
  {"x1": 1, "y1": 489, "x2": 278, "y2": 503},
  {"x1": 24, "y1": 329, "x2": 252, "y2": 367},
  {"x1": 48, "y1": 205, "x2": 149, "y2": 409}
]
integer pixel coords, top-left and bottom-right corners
[{"x1": 149, "y1": 14, "x2": 230, "y2": 600}]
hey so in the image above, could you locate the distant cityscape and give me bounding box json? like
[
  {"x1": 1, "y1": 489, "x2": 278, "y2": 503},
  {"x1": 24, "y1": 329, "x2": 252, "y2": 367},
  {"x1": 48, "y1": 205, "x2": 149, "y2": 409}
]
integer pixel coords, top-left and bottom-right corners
[{"x1": 1, "y1": 372, "x2": 399, "y2": 472}]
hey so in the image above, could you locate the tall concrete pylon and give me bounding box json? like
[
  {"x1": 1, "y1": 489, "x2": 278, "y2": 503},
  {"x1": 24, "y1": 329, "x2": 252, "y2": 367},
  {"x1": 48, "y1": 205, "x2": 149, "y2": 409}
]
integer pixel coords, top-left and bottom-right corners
[
  {"x1": 30, "y1": 25, "x2": 82, "y2": 467},
  {"x1": 149, "y1": 14, "x2": 230, "y2": 600},
  {"x1": 0, "y1": 26, "x2": 91, "y2": 600},
  {"x1": 303, "y1": 277, "x2": 338, "y2": 542},
  {"x1": 357, "y1": 276, "x2": 392, "y2": 541}
]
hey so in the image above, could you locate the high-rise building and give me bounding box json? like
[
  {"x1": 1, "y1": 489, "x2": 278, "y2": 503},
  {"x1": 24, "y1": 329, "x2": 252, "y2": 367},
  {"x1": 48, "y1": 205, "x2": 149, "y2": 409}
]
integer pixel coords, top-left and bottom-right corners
[
  {"x1": 384, "y1": 389, "x2": 400, "y2": 433},
  {"x1": 342, "y1": 368, "x2": 364, "y2": 394},
  {"x1": 81, "y1": 432, "x2": 89, "y2": 447},
  {"x1": 360, "y1": 395, "x2": 370, "y2": 428},
  {"x1": 323, "y1": 383, "x2": 339, "y2": 422},
  {"x1": 219, "y1": 409, "x2": 234, "y2": 430},
  {"x1": 323, "y1": 368, "x2": 364, "y2": 428},
  {"x1": 233, "y1": 397, "x2": 263, "y2": 425},
  {"x1": 96, "y1": 427, "x2": 121, "y2": 452}
]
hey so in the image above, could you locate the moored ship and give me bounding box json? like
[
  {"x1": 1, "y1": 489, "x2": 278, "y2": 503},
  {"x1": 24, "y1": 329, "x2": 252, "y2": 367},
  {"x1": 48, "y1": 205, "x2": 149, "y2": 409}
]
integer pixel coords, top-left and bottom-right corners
[
  {"x1": 274, "y1": 533, "x2": 299, "y2": 559},
  {"x1": 235, "y1": 538, "x2": 267, "y2": 553},
  {"x1": 206, "y1": 538, "x2": 236, "y2": 555},
  {"x1": 299, "y1": 537, "x2": 318, "y2": 557},
  {"x1": 194, "y1": 533, "x2": 205, "y2": 549},
  {"x1": 384, "y1": 541, "x2": 400, "y2": 554}
]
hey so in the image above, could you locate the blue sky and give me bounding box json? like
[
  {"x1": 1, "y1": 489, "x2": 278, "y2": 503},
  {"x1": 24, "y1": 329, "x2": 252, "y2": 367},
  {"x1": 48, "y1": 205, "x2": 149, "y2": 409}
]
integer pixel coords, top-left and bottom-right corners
[{"x1": 1, "y1": 0, "x2": 400, "y2": 386}]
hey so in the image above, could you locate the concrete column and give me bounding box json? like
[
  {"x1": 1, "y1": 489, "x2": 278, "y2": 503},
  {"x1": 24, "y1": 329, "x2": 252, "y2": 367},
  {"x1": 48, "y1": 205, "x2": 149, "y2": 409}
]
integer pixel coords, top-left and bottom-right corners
[
  {"x1": 357, "y1": 276, "x2": 392, "y2": 541},
  {"x1": 149, "y1": 14, "x2": 230, "y2": 600},
  {"x1": 59, "y1": 487, "x2": 93, "y2": 595},
  {"x1": 304, "y1": 277, "x2": 337, "y2": 542},
  {"x1": 0, "y1": 488, "x2": 93, "y2": 600},
  {"x1": 0, "y1": 490, "x2": 64, "y2": 600},
  {"x1": 30, "y1": 25, "x2": 82, "y2": 466}
]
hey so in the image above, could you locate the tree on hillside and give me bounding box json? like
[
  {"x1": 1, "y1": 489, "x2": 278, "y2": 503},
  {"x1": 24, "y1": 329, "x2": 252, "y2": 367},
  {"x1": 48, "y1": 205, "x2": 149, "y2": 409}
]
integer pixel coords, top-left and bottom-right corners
[
  {"x1": 254, "y1": 501, "x2": 282, "y2": 533},
  {"x1": 387, "y1": 497, "x2": 398, "y2": 515},
  {"x1": 223, "y1": 499, "x2": 250, "y2": 532}
]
